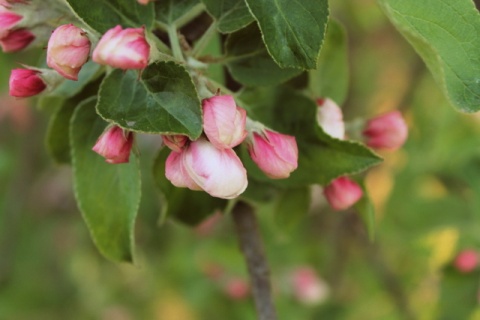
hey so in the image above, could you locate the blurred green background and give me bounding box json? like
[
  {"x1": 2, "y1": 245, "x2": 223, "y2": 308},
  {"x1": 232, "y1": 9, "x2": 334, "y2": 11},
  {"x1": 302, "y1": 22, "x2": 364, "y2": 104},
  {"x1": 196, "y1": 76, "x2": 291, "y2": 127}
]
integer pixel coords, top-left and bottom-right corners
[{"x1": 2, "y1": 1, "x2": 480, "y2": 319}]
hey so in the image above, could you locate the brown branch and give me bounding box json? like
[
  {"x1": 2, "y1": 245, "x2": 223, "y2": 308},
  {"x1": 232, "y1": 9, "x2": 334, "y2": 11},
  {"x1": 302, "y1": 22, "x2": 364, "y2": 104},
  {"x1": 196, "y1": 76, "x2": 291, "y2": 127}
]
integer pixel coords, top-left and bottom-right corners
[{"x1": 232, "y1": 201, "x2": 277, "y2": 320}]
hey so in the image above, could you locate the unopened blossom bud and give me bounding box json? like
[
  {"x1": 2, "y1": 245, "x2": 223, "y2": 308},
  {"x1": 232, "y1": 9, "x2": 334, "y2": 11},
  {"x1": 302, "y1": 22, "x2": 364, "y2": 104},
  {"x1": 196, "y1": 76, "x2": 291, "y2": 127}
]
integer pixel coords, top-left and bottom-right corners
[
  {"x1": 0, "y1": 28, "x2": 33, "y2": 52},
  {"x1": 47, "y1": 24, "x2": 91, "y2": 81},
  {"x1": 162, "y1": 134, "x2": 188, "y2": 152},
  {"x1": 92, "y1": 126, "x2": 134, "y2": 164},
  {"x1": 9, "y1": 68, "x2": 46, "y2": 97},
  {"x1": 166, "y1": 138, "x2": 248, "y2": 199},
  {"x1": 247, "y1": 129, "x2": 298, "y2": 179},
  {"x1": 202, "y1": 95, "x2": 247, "y2": 149},
  {"x1": 291, "y1": 267, "x2": 329, "y2": 305},
  {"x1": 323, "y1": 177, "x2": 363, "y2": 211},
  {"x1": 0, "y1": 9, "x2": 22, "y2": 37},
  {"x1": 454, "y1": 249, "x2": 478, "y2": 273},
  {"x1": 92, "y1": 25, "x2": 149, "y2": 70},
  {"x1": 165, "y1": 149, "x2": 202, "y2": 191},
  {"x1": 316, "y1": 98, "x2": 345, "y2": 139},
  {"x1": 363, "y1": 111, "x2": 408, "y2": 150}
]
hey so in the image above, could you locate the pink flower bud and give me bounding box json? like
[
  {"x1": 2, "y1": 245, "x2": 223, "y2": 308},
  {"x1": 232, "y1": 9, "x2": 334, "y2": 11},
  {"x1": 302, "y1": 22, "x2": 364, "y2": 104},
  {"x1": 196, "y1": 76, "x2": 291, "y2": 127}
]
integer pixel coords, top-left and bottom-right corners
[
  {"x1": 92, "y1": 25, "x2": 150, "y2": 70},
  {"x1": 9, "y1": 68, "x2": 46, "y2": 97},
  {"x1": 454, "y1": 250, "x2": 478, "y2": 273},
  {"x1": 0, "y1": 28, "x2": 34, "y2": 52},
  {"x1": 202, "y1": 95, "x2": 247, "y2": 149},
  {"x1": 47, "y1": 24, "x2": 91, "y2": 81},
  {"x1": 248, "y1": 129, "x2": 298, "y2": 179},
  {"x1": 92, "y1": 126, "x2": 134, "y2": 164},
  {"x1": 162, "y1": 134, "x2": 188, "y2": 152},
  {"x1": 363, "y1": 111, "x2": 408, "y2": 150},
  {"x1": 0, "y1": 9, "x2": 22, "y2": 36},
  {"x1": 316, "y1": 98, "x2": 345, "y2": 139},
  {"x1": 291, "y1": 267, "x2": 329, "y2": 305},
  {"x1": 323, "y1": 177, "x2": 363, "y2": 211},
  {"x1": 165, "y1": 138, "x2": 248, "y2": 199},
  {"x1": 165, "y1": 149, "x2": 202, "y2": 191}
]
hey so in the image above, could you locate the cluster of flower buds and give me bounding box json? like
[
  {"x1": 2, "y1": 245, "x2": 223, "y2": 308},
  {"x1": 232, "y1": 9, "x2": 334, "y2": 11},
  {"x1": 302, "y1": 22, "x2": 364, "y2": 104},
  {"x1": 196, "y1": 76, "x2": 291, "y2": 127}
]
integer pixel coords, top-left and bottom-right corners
[
  {"x1": 316, "y1": 97, "x2": 408, "y2": 211},
  {"x1": 8, "y1": 21, "x2": 151, "y2": 97},
  {"x1": 163, "y1": 95, "x2": 298, "y2": 199},
  {"x1": 454, "y1": 249, "x2": 479, "y2": 273},
  {"x1": 0, "y1": 0, "x2": 60, "y2": 53}
]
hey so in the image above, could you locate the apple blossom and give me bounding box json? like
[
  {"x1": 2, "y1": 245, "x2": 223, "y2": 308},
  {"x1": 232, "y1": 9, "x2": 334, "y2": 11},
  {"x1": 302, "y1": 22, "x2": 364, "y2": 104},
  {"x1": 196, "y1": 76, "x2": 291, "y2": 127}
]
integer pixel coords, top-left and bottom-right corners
[
  {"x1": 323, "y1": 177, "x2": 363, "y2": 211},
  {"x1": 92, "y1": 126, "x2": 134, "y2": 164},
  {"x1": 47, "y1": 24, "x2": 91, "y2": 81},
  {"x1": 363, "y1": 111, "x2": 408, "y2": 150},
  {"x1": 92, "y1": 25, "x2": 150, "y2": 70},
  {"x1": 202, "y1": 95, "x2": 247, "y2": 149},
  {"x1": 316, "y1": 98, "x2": 345, "y2": 139},
  {"x1": 9, "y1": 68, "x2": 46, "y2": 97}
]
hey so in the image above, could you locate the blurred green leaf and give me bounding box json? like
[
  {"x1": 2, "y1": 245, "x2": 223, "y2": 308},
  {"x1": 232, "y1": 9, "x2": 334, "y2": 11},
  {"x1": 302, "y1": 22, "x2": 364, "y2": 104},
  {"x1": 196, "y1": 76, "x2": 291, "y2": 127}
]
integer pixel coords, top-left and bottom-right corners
[
  {"x1": 152, "y1": 148, "x2": 227, "y2": 225},
  {"x1": 225, "y1": 23, "x2": 301, "y2": 86},
  {"x1": 274, "y1": 187, "x2": 310, "y2": 232},
  {"x1": 309, "y1": 19, "x2": 348, "y2": 105},
  {"x1": 65, "y1": 0, "x2": 154, "y2": 34},
  {"x1": 438, "y1": 266, "x2": 480, "y2": 319},
  {"x1": 244, "y1": 0, "x2": 329, "y2": 69},
  {"x1": 96, "y1": 62, "x2": 202, "y2": 139},
  {"x1": 71, "y1": 97, "x2": 141, "y2": 262},
  {"x1": 201, "y1": 0, "x2": 254, "y2": 33},
  {"x1": 379, "y1": 0, "x2": 480, "y2": 112},
  {"x1": 238, "y1": 87, "x2": 382, "y2": 186}
]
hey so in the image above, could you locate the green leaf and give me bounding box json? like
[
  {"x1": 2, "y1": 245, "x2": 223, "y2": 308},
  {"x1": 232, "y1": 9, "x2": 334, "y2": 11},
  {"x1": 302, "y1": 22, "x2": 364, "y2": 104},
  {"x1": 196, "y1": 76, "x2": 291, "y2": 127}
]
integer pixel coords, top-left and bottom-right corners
[
  {"x1": 155, "y1": 0, "x2": 201, "y2": 26},
  {"x1": 49, "y1": 61, "x2": 102, "y2": 98},
  {"x1": 225, "y1": 23, "x2": 302, "y2": 86},
  {"x1": 354, "y1": 181, "x2": 375, "y2": 241},
  {"x1": 201, "y1": 0, "x2": 254, "y2": 33},
  {"x1": 96, "y1": 61, "x2": 202, "y2": 139},
  {"x1": 309, "y1": 19, "x2": 349, "y2": 105},
  {"x1": 244, "y1": 0, "x2": 329, "y2": 69},
  {"x1": 152, "y1": 148, "x2": 227, "y2": 225},
  {"x1": 46, "y1": 78, "x2": 104, "y2": 164},
  {"x1": 46, "y1": 99, "x2": 76, "y2": 164},
  {"x1": 71, "y1": 97, "x2": 141, "y2": 262},
  {"x1": 65, "y1": 0, "x2": 154, "y2": 34},
  {"x1": 238, "y1": 87, "x2": 382, "y2": 186},
  {"x1": 437, "y1": 266, "x2": 480, "y2": 319},
  {"x1": 379, "y1": 0, "x2": 480, "y2": 112},
  {"x1": 274, "y1": 187, "x2": 310, "y2": 232}
]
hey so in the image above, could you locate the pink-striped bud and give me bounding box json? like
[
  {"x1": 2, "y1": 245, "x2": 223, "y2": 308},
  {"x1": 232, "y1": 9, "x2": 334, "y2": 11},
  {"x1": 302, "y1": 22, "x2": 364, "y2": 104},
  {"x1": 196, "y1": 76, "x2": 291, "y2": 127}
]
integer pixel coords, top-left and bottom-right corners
[
  {"x1": 291, "y1": 267, "x2": 329, "y2": 305},
  {"x1": 363, "y1": 111, "x2": 408, "y2": 150},
  {"x1": 0, "y1": 28, "x2": 33, "y2": 52},
  {"x1": 9, "y1": 68, "x2": 46, "y2": 97},
  {"x1": 92, "y1": 126, "x2": 134, "y2": 164},
  {"x1": 454, "y1": 250, "x2": 478, "y2": 273},
  {"x1": 247, "y1": 129, "x2": 298, "y2": 179},
  {"x1": 202, "y1": 95, "x2": 247, "y2": 149},
  {"x1": 47, "y1": 24, "x2": 91, "y2": 81},
  {"x1": 323, "y1": 177, "x2": 363, "y2": 211},
  {"x1": 165, "y1": 138, "x2": 248, "y2": 199},
  {"x1": 92, "y1": 25, "x2": 149, "y2": 70},
  {"x1": 0, "y1": 8, "x2": 22, "y2": 37},
  {"x1": 162, "y1": 134, "x2": 188, "y2": 152},
  {"x1": 316, "y1": 98, "x2": 345, "y2": 139}
]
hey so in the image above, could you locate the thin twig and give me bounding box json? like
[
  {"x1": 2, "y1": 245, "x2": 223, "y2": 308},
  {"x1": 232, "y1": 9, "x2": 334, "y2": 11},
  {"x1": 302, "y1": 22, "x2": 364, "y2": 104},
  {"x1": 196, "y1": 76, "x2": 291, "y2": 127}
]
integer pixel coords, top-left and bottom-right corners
[{"x1": 232, "y1": 201, "x2": 277, "y2": 320}]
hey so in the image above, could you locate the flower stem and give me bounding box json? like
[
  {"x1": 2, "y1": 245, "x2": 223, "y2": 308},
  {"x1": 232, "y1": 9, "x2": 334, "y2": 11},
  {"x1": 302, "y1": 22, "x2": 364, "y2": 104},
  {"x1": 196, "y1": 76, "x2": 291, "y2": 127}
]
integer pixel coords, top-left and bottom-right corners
[
  {"x1": 168, "y1": 25, "x2": 184, "y2": 62},
  {"x1": 232, "y1": 201, "x2": 277, "y2": 320}
]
